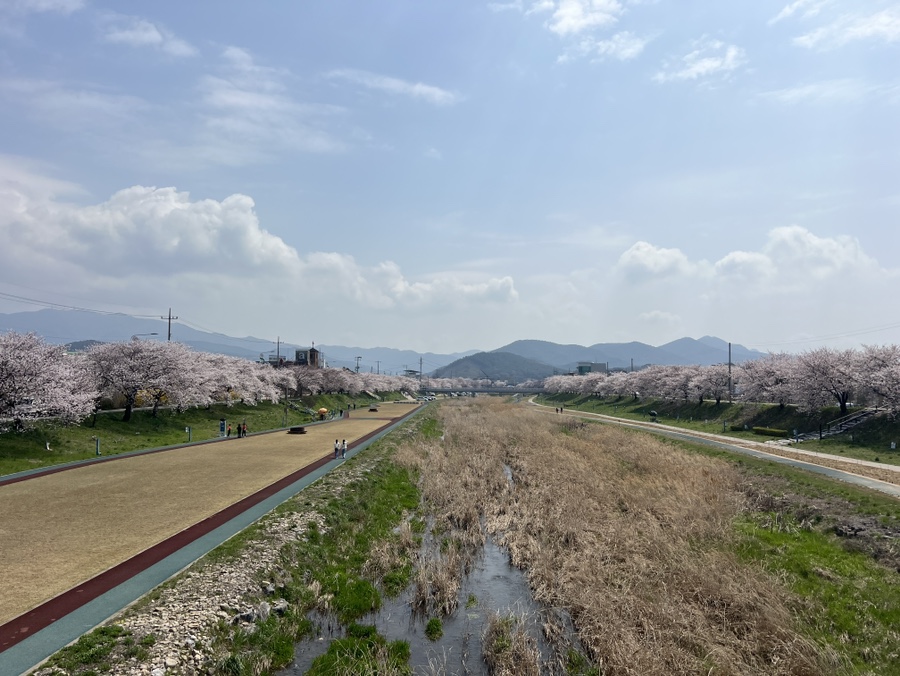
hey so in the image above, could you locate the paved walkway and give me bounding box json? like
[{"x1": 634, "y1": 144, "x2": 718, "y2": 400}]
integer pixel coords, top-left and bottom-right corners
[{"x1": 0, "y1": 404, "x2": 420, "y2": 662}]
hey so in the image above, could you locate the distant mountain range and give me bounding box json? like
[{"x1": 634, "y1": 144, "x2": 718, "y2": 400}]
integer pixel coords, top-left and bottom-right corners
[
  {"x1": 0, "y1": 309, "x2": 475, "y2": 373},
  {"x1": 431, "y1": 351, "x2": 558, "y2": 383},
  {"x1": 493, "y1": 336, "x2": 763, "y2": 372},
  {"x1": 0, "y1": 309, "x2": 765, "y2": 382}
]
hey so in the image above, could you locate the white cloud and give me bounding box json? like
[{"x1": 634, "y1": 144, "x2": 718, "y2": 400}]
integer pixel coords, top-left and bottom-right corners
[
  {"x1": 424, "y1": 147, "x2": 443, "y2": 160},
  {"x1": 614, "y1": 226, "x2": 888, "y2": 292},
  {"x1": 615, "y1": 241, "x2": 698, "y2": 281},
  {"x1": 102, "y1": 15, "x2": 198, "y2": 57},
  {"x1": 654, "y1": 38, "x2": 747, "y2": 83},
  {"x1": 794, "y1": 8, "x2": 900, "y2": 49},
  {"x1": 762, "y1": 225, "x2": 879, "y2": 281},
  {"x1": 638, "y1": 309, "x2": 682, "y2": 329},
  {"x1": 596, "y1": 225, "x2": 900, "y2": 348},
  {"x1": 759, "y1": 78, "x2": 876, "y2": 104},
  {"x1": 768, "y1": 0, "x2": 827, "y2": 26},
  {"x1": 0, "y1": 165, "x2": 517, "y2": 339},
  {"x1": 193, "y1": 48, "x2": 347, "y2": 161},
  {"x1": 546, "y1": 0, "x2": 624, "y2": 37},
  {"x1": 0, "y1": 77, "x2": 149, "y2": 130},
  {"x1": 327, "y1": 69, "x2": 461, "y2": 106},
  {"x1": 561, "y1": 30, "x2": 651, "y2": 61}
]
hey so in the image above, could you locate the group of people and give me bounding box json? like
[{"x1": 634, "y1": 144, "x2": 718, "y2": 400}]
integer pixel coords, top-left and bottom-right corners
[
  {"x1": 226, "y1": 422, "x2": 248, "y2": 438},
  {"x1": 334, "y1": 439, "x2": 347, "y2": 459}
]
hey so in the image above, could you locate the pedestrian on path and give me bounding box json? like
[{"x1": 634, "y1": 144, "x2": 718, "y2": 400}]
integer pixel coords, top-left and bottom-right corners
[
  {"x1": 241, "y1": 422, "x2": 247, "y2": 437},
  {"x1": 341, "y1": 439, "x2": 347, "y2": 459},
  {"x1": 334, "y1": 439, "x2": 340, "y2": 459},
  {"x1": 226, "y1": 424, "x2": 232, "y2": 437}
]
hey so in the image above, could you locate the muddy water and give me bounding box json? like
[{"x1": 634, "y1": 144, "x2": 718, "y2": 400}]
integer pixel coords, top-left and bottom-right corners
[{"x1": 278, "y1": 537, "x2": 563, "y2": 674}]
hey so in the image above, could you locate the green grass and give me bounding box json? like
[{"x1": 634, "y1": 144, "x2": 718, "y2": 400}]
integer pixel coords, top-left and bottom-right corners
[
  {"x1": 425, "y1": 617, "x2": 443, "y2": 641},
  {"x1": 736, "y1": 517, "x2": 900, "y2": 673},
  {"x1": 540, "y1": 394, "x2": 900, "y2": 466},
  {"x1": 306, "y1": 624, "x2": 411, "y2": 675},
  {"x1": 0, "y1": 394, "x2": 385, "y2": 477},
  {"x1": 43, "y1": 625, "x2": 132, "y2": 674}
]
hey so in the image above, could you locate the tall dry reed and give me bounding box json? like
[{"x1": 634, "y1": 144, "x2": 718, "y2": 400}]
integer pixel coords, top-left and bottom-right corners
[{"x1": 395, "y1": 399, "x2": 834, "y2": 675}]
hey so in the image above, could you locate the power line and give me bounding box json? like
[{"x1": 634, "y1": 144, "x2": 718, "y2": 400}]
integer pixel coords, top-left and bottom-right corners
[
  {"x1": 0, "y1": 290, "x2": 158, "y2": 318},
  {"x1": 750, "y1": 320, "x2": 900, "y2": 349}
]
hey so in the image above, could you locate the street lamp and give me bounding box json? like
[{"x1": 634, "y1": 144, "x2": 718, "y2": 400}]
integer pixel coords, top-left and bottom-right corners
[{"x1": 131, "y1": 333, "x2": 158, "y2": 341}]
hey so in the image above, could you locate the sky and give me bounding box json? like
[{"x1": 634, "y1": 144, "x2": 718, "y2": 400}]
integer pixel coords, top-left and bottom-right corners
[{"x1": 0, "y1": 0, "x2": 898, "y2": 355}]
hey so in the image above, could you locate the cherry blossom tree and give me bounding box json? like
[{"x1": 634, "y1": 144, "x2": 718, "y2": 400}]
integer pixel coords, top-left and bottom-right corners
[
  {"x1": 690, "y1": 363, "x2": 732, "y2": 405},
  {"x1": 736, "y1": 353, "x2": 795, "y2": 408},
  {"x1": 858, "y1": 344, "x2": 900, "y2": 416},
  {"x1": 0, "y1": 332, "x2": 97, "y2": 429},
  {"x1": 792, "y1": 347, "x2": 858, "y2": 416}
]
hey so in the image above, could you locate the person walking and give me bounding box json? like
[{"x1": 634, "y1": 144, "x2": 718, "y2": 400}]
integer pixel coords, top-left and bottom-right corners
[
  {"x1": 241, "y1": 422, "x2": 247, "y2": 438},
  {"x1": 341, "y1": 439, "x2": 347, "y2": 459},
  {"x1": 226, "y1": 423, "x2": 232, "y2": 437},
  {"x1": 334, "y1": 439, "x2": 340, "y2": 459}
]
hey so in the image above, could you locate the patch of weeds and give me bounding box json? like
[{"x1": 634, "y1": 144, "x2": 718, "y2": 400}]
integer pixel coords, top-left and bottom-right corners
[
  {"x1": 466, "y1": 593, "x2": 478, "y2": 609},
  {"x1": 483, "y1": 612, "x2": 540, "y2": 676},
  {"x1": 564, "y1": 647, "x2": 600, "y2": 676},
  {"x1": 332, "y1": 574, "x2": 381, "y2": 623},
  {"x1": 425, "y1": 617, "x2": 443, "y2": 641},
  {"x1": 382, "y1": 562, "x2": 413, "y2": 597},
  {"x1": 44, "y1": 624, "x2": 130, "y2": 673},
  {"x1": 306, "y1": 624, "x2": 411, "y2": 675},
  {"x1": 419, "y1": 414, "x2": 443, "y2": 440},
  {"x1": 215, "y1": 609, "x2": 314, "y2": 676}
]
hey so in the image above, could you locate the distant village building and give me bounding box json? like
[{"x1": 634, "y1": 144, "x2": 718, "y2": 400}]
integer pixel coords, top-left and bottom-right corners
[
  {"x1": 295, "y1": 347, "x2": 320, "y2": 368},
  {"x1": 576, "y1": 362, "x2": 608, "y2": 375}
]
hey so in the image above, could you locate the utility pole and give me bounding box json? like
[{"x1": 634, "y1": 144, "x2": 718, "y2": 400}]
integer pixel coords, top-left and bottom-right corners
[
  {"x1": 160, "y1": 308, "x2": 178, "y2": 341},
  {"x1": 419, "y1": 357, "x2": 423, "y2": 385},
  {"x1": 376, "y1": 360, "x2": 380, "y2": 375},
  {"x1": 355, "y1": 356, "x2": 362, "y2": 373},
  {"x1": 728, "y1": 342, "x2": 733, "y2": 403}
]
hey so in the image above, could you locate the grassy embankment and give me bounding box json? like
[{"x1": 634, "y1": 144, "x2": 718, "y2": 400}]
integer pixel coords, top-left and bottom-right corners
[
  {"x1": 30, "y1": 399, "x2": 900, "y2": 674},
  {"x1": 0, "y1": 393, "x2": 395, "y2": 477},
  {"x1": 539, "y1": 393, "x2": 900, "y2": 466}
]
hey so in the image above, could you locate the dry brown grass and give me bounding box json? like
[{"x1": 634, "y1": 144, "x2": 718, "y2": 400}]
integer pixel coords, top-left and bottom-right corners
[
  {"x1": 482, "y1": 610, "x2": 541, "y2": 676},
  {"x1": 394, "y1": 399, "x2": 835, "y2": 675}
]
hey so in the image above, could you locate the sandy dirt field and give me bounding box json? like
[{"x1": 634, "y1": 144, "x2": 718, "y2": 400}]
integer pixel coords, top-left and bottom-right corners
[{"x1": 0, "y1": 406, "x2": 414, "y2": 625}]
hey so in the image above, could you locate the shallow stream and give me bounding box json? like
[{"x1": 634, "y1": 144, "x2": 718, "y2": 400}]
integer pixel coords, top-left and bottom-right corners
[{"x1": 278, "y1": 535, "x2": 563, "y2": 674}]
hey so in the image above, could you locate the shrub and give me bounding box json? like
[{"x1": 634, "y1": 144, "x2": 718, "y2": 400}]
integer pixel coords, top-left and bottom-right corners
[{"x1": 752, "y1": 427, "x2": 788, "y2": 437}]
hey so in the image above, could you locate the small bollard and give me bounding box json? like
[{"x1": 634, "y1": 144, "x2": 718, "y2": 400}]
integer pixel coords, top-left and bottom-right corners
[
  {"x1": 93, "y1": 436, "x2": 101, "y2": 456},
  {"x1": 185, "y1": 426, "x2": 192, "y2": 442}
]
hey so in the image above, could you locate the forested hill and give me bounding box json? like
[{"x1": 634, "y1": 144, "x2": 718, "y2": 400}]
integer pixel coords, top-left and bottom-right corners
[{"x1": 431, "y1": 351, "x2": 557, "y2": 383}]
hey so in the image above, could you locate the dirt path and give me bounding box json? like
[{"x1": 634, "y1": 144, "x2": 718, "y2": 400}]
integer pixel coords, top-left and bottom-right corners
[{"x1": 0, "y1": 407, "x2": 412, "y2": 627}]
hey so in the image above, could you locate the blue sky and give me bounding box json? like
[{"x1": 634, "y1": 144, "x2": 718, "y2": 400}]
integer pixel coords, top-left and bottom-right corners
[{"x1": 0, "y1": 0, "x2": 898, "y2": 353}]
